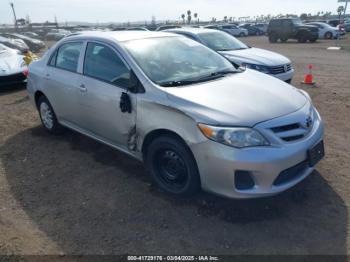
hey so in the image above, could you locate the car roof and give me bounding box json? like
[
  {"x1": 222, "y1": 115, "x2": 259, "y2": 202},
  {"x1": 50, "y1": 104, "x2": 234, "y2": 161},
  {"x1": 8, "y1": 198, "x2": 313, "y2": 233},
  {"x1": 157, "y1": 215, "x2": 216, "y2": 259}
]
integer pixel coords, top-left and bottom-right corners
[
  {"x1": 165, "y1": 27, "x2": 219, "y2": 35},
  {"x1": 66, "y1": 30, "x2": 178, "y2": 42}
]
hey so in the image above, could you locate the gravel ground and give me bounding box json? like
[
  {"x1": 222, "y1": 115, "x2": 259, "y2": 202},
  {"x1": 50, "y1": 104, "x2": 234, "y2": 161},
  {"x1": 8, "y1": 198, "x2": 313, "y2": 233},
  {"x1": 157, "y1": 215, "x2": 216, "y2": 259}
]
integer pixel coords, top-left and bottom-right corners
[{"x1": 0, "y1": 35, "x2": 349, "y2": 256}]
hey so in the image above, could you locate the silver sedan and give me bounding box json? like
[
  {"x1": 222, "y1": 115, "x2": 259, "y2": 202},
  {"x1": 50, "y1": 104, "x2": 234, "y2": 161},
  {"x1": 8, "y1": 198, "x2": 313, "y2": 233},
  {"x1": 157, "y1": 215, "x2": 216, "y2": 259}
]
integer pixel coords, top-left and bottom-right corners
[{"x1": 27, "y1": 31, "x2": 325, "y2": 199}]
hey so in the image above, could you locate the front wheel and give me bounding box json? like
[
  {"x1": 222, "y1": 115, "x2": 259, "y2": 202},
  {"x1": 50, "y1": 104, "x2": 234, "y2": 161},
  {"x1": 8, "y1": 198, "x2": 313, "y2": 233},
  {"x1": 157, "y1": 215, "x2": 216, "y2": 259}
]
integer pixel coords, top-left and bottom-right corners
[
  {"x1": 269, "y1": 33, "x2": 278, "y2": 43},
  {"x1": 38, "y1": 96, "x2": 62, "y2": 134},
  {"x1": 298, "y1": 34, "x2": 307, "y2": 43},
  {"x1": 145, "y1": 135, "x2": 200, "y2": 197},
  {"x1": 309, "y1": 38, "x2": 317, "y2": 43}
]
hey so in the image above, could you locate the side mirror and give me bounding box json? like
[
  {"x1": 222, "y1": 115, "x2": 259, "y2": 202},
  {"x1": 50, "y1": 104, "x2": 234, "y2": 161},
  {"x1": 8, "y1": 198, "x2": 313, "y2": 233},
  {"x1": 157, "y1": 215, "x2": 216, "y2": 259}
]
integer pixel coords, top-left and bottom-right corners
[
  {"x1": 120, "y1": 92, "x2": 132, "y2": 113},
  {"x1": 127, "y1": 70, "x2": 145, "y2": 93}
]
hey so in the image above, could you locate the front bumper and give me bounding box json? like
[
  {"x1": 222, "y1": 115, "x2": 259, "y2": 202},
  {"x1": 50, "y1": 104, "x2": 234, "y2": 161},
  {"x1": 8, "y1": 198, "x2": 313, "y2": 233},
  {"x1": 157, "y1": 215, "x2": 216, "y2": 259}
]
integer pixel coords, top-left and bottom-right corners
[
  {"x1": 270, "y1": 68, "x2": 294, "y2": 82},
  {"x1": 190, "y1": 104, "x2": 324, "y2": 199},
  {"x1": 0, "y1": 72, "x2": 27, "y2": 87}
]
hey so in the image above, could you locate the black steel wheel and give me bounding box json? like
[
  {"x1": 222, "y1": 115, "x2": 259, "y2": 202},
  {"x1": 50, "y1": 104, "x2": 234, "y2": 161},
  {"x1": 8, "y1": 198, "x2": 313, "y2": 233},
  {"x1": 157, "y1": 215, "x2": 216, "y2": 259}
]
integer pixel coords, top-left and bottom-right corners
[{"x1": 145, "y1": 135, "x2": 200, "y2": 196}]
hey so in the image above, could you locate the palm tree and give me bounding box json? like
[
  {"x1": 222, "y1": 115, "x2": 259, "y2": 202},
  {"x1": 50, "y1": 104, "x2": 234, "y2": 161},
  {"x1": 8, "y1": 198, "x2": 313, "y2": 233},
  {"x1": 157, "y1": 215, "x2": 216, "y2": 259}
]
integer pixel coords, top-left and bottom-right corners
[
  {"x1": 187, "y1": 10, "x2": 192, "y2": 24},
  {"x1": 181, "y1": 14, "x2": 185, "y2": 24},
  {"x1": 194, "y1": 13, "x2": 198, "y2": 24},
  {"x1": 223, "y1": 16, "x2": 228, "y2": 22}
]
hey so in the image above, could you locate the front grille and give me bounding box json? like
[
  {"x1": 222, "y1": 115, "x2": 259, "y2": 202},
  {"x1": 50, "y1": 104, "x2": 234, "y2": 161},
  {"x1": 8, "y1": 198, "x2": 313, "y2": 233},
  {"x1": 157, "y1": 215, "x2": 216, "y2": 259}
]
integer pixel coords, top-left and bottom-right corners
[
  {"x1": 273, "y1": 160, "x2": 309, "y2": 186},
  {"x1": 269, "y1": 64, "x2": 292, "y2": 75},
  {"x1": 270, "y1": 121, "x2": 311, "y2": 142}
]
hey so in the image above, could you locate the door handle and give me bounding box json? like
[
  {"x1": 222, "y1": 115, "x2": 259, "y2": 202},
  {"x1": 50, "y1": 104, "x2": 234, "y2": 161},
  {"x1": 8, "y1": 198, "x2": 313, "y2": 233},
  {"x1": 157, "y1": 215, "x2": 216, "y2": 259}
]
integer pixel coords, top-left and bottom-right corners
[
  {"x1": 44, "y1": 73, "x2": 50, "y2": 80},
  {"x1": 78, "y1": 84, "x2": 87, "y2": 92}
]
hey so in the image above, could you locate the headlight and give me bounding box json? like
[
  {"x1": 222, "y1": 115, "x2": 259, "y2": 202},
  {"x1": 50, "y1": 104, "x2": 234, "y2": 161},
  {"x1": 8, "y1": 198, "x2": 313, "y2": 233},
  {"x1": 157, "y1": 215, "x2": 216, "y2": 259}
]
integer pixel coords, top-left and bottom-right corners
[
  {"x1": 198, "y1": 124, "x2": 270, "y2": 148},
  {"x1": 242, "y1": 63, "x2": 270, "y2": 74},
  {"x1": 298, "y1": 89, "x2": 312, "y2": 101}
]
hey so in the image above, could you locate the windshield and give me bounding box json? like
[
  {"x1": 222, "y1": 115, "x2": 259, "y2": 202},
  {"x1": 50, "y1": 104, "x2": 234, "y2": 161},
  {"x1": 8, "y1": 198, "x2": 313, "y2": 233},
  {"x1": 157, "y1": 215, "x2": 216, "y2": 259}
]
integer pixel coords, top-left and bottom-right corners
[
  {"x1": 198, "y1": 31, "x2": 248, "y2": 51},
  {"x1": 292, "y1": 19, "x2": 303, "y2": 26},
  {"x1": 123, "y1": 36, "x2": 236, "y2": 86}
]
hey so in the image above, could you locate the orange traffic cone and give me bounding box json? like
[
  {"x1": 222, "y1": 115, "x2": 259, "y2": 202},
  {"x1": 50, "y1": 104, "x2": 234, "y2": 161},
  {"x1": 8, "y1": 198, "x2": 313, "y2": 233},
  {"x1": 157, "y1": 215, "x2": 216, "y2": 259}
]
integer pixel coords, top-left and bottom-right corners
[{"x1": 302, "y1": 64, "x2": 316, "y2": 86}]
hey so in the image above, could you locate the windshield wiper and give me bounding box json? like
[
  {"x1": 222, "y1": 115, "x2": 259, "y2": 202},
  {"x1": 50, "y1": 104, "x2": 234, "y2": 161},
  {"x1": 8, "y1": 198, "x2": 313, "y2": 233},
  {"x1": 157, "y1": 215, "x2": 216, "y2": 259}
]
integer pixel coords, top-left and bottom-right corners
[{"x1": 159, "y1": 70, "x2": 237, "y2": 87}]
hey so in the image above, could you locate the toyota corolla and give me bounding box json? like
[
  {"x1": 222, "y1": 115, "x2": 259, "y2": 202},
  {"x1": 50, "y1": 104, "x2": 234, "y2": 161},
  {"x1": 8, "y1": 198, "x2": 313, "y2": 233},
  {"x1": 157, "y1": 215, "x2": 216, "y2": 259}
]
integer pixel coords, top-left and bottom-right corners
[{"x1": 27, "y1": 31, "x2": 324, "y2": 199}]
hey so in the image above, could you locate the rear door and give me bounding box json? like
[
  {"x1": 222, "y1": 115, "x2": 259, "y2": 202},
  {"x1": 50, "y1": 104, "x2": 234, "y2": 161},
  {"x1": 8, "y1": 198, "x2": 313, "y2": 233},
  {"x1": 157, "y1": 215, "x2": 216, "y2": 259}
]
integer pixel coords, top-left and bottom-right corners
[
  {"x1": 282, "y1": 20, "x2": 294, "y2": 38},
  {"x1": 45, "y1": 41, "x2": 83, "y2": 124},
  {"x1": 77, "y1": 41, "x2": 137, "y2": 148}
]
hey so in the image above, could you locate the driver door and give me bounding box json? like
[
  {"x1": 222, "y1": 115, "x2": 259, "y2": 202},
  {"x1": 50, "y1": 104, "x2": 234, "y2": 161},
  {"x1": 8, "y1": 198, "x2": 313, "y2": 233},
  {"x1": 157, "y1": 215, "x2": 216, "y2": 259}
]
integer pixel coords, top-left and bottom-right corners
[{"x1": 76, "y1": 41, "x2": 137, "y2": 149}]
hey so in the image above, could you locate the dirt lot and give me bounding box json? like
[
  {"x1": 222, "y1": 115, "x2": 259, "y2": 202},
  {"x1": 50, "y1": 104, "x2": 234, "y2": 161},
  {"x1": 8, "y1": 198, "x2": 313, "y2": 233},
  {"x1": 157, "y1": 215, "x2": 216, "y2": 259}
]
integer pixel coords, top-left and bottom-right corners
[{"x1": 0, "y1": 35, "x2": 350, "y2": 256}]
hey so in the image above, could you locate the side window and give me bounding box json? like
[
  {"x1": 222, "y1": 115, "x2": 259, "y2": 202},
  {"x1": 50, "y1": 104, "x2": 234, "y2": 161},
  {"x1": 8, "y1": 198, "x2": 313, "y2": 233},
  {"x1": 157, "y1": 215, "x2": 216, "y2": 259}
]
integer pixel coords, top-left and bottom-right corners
[
  {"x1": 56, "y1": 42, "x2": 83, "y2": 72},
  {"x1": 282, "y1": 20, "x2": 289, "y2": 27},
  {"x1": 48, "y1": 49, "x2": 58, "y2": 66},
  {"x1": 84, "y1": 42, "x2": 131, "y2": 88}
]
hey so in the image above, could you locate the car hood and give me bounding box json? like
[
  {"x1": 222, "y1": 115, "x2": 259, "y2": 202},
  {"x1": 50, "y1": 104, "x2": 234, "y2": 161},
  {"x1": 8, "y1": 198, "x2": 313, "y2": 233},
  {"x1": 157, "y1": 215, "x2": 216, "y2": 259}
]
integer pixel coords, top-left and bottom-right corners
[
  {"x1": 164, "y1": 69, "x2": 307, "y2": 127},
  {"x1": 0, "y1": 52, "x2": 25, "y2": 75},
  {"x1": 219, "y1": 47, "x2": 290, "y2": 66}
]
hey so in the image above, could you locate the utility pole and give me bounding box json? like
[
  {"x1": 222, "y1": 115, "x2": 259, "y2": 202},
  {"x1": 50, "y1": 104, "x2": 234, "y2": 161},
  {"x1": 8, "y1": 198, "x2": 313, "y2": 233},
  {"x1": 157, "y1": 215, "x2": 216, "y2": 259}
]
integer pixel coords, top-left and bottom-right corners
[{"x1": 9, "y1": 2, "x2": 18, "y2": 30}]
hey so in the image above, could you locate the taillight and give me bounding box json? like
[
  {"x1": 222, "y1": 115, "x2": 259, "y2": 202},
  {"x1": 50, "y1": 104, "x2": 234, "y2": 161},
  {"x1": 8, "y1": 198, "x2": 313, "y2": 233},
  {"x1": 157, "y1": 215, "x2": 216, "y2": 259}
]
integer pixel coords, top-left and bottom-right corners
[{"x1": 23, "y1": 68, "x2": 29, "y2": 77}]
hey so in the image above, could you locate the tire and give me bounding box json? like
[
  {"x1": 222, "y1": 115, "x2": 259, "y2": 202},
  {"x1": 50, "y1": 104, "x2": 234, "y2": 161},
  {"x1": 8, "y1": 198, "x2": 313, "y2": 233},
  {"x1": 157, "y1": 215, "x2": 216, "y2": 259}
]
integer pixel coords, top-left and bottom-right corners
[
  {"x1": 297, "y1": 34, "x2": 307, "y2": 43},
  {"x1": 324, "y1": 32, "x2": 333, "y2": 39},
  {"x1": 239, "y1": 32, "x2": 245, "y2": 37},
  {"x1": 280, "y1": 37, "x2": 288, "y2": 42},
  {"x1": 37, "y1": 96, "x2": 62, "y2": 134},
  {"x1": 268, "y1": 33, "x2": 278, "y2": 43},
  {"x1": 145, "y1": 135, "x2": 200, "y2": 197},
  {"x1": 309, "y1": 38, "x2": 317, "y2": 43}
]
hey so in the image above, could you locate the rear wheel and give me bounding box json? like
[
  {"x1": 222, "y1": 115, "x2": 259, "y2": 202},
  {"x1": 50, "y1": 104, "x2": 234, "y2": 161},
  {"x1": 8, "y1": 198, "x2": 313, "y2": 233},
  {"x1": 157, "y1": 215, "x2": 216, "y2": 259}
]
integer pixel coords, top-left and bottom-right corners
[
  {"x1": 37, "y1": 96, "x2": 62, "y2": 134},
  {"x1": 324, "y1": 32, "x2": 333, "y2": 39},
  {"x1": 145, "y1": 135, "x2": 200, "y2": 196},
  {"x1": 239, "y1": 32, "x2": 245, "y2": 37}
]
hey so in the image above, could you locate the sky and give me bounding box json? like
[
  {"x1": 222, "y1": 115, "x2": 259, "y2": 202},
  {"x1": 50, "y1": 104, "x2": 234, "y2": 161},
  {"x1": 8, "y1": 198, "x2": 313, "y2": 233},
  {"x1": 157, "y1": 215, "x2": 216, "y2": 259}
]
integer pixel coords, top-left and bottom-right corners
[{"x1": 0, "y1": 0, "x2": 344, "y2": 24}]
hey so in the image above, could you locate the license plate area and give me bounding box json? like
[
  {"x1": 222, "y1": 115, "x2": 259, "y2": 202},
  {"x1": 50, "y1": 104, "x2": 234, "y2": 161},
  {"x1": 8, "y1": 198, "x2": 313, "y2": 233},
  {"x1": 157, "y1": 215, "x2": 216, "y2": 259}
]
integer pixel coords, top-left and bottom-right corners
[{"x1": 308, "y1": 140, "x2": 325, "y2": 167}]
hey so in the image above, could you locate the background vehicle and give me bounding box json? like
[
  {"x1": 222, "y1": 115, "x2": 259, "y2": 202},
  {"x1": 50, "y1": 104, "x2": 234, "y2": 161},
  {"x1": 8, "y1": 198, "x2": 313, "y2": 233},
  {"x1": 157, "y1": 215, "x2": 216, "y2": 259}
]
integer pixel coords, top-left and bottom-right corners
[
  {"x1": 254, "y1": 23, "x2": 268, "y2": 34},
  {"x1": 22, "y1": 32, "x2": 41, "y2": 39},
  {"x1": 0, "y1": 33, "x2": 45, "y2": 52},
  {"x1": 0, "y1": 43, "x2": 27, "y2": 87},
  {"x1": 0, "y1": 35, "x2": 29, "y2": 53},
  {"x1": 204, "y1": 24, "x2": 248, "y2": 37},
  {"x1": 155, "y1": 25, "x2": 181, "y2": 31},
  {"x1": 306, "y1": 22, "x2": 340, "y2": 39},
  {"x1": 239, "y1": 24, "x2": 265, "y2": 36},
  {"x1": 166, "y1": 28, "x2": 294, "y2": 82},
  {"x1": 45, "y1": 29, "x2": 71, "y2": 40},
  {"x1": 267, "y1": 18, "x2": 319, "y2": 43},
  {"x1": 27, "y1": 31, "x2": 324, "y2": 199},
  {"x1": 126, "y1": 27, "x2": 149, "y2": 31},
  {"x1": 344, "y1": 20, "x2": 350, "y2": 32}
]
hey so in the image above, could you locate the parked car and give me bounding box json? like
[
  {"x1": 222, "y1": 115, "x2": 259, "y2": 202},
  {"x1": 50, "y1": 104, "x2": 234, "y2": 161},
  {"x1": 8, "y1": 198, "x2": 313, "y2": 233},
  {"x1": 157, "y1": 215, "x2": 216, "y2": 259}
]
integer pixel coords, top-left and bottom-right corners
[
  {"x1": 327, "y1": 19, "x2": 340, "y2": 28},
  {"x1": 126, "y1": 27, "x2": 149, "y2": 31},
  {"x1": 0, "y1": 35, "x2": 29, "y2": 53},
  {"x1": 254, "y1": 23, "x2": 268, "y2": 34},
  {"x1": 45, "y1": 32, "x2": 67, "y2": 41},
  {"x1": 239, "y1": 24, "x2": 265, "y2": 36},
  {"x1": 267, "y1": 18, "x2": 319, "y2": 43},
  {"x1": 204, "y1": 24, "x2": 248, "y2": 37},
  {"x1": 166, "y1": 28, "x2": 294, "y2": 83},
  {"x1": 0, "y1": 33, "x2": 45, "y2": 52},
  {"x1": 0, "y1": 43, "x2": 27, "y2": 87},
  {"x1": 344, "y1": 20, "x2": 350, "y2": 32},
  {"x1": 45, "y1": 29, "x2": 71, "y2": 41},
  {"x1": 27, "y1": 31, "x2": 324, "y2": 199},
  {"x1": 22, "y1": 32, "x2": 40, "y2": 39},
  {"x1": 155, "y1": 25, "x2": 181, "y2": 31},
  {"x1": 305, "y1": 22, "x2": 340, "y2": 39}
]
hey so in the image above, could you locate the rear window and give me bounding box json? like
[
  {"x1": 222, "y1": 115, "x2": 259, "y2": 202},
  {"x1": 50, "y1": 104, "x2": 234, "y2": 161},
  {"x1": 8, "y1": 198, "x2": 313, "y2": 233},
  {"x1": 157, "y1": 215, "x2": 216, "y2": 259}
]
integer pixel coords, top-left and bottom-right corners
[{"x1": 55, "y1": 42, "x2": 83, "y2": 72}]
